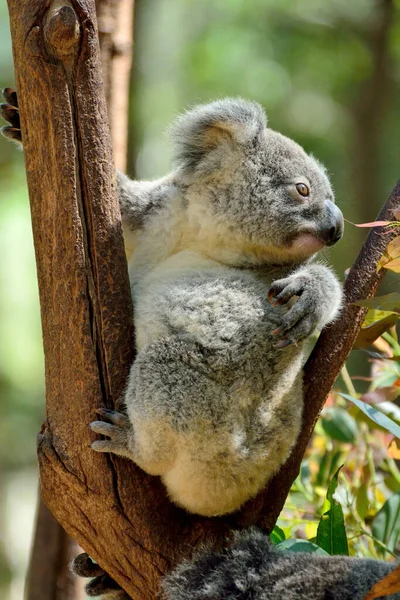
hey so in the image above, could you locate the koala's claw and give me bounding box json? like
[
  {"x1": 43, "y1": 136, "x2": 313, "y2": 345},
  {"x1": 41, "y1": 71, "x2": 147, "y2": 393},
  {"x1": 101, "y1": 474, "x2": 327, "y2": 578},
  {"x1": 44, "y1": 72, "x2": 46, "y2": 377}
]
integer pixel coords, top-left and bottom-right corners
[
  {"x1": 90, "y1": 408, "x2": 134, "y2": 457},
  {"x1": 274, "y1": 338, "x2": 292, "y2": 349},
  {"x1": 72, "y1": 553, "x2": 128, "y2": 599},
  {"x1": 268, "y1": 274, "x2": 321, "y2": 344},
  {"x1": 96, "y1": 407, "x2": 129, "y2": 426},
  {"x1": 267, "y1": 282, "x2": 299, "y2": 307},
  {"x1": 2, "y1": 88, "x2": 18, "y2": 108},
  {"x1": 1, "y1": 88, "x2": 21, "y2": 144}
]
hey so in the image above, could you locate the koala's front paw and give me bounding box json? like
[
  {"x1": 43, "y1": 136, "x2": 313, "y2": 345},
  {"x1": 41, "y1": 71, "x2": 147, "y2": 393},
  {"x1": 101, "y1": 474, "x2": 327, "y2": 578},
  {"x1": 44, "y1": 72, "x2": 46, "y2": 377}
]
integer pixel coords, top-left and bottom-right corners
[
  {"x1": 268, "y1": 273, "x2": 322, "y2": 346},
  {"x1": 90, "y1": 408, "x2": 135, "y2": 460},
  {"x1": 0, "y1": 88, "x2": 22, "y2": 144},
  {"x1": 72, "y1": 553, "x2": 130, "y2": 599}
]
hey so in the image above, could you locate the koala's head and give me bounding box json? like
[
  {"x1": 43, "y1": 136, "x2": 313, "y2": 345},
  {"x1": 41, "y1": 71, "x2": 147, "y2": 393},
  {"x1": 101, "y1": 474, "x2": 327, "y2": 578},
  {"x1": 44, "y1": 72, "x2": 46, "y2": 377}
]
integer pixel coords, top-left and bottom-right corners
[{"x1": 171, "y1": 98, "x2": 343, "y2": 266}]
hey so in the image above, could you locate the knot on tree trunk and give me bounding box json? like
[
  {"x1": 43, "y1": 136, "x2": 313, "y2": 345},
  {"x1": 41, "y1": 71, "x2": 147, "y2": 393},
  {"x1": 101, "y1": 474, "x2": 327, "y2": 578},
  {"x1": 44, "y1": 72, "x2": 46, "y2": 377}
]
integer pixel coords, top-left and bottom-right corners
[{"x1": 45, "y1": 0, "x2": 80, "y2": 60}]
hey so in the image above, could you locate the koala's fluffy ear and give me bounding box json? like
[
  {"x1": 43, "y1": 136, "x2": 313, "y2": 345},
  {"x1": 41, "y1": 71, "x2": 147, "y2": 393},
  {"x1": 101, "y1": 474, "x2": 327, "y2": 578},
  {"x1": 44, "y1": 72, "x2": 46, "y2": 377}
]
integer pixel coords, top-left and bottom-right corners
[{"x1": 171, "y1": 98, "x2": 267, "y2": 174}]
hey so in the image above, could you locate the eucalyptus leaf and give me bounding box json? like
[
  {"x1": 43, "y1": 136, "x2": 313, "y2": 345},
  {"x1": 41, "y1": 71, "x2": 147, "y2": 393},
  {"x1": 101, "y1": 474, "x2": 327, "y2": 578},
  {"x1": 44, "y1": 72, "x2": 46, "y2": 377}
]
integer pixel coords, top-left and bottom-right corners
[
  {"x1": 321, "y1": 407, "x2": 357, "y2": 443},
  {"x1": 354, "y1": 293, "x2": 400, "y2": 314},
  {"x1": 316, "y1": 466, "x2": 349, "y2": 555},
  {"x1": 339, "y1": 393, "x2": 400, "y2": 438},
  {"x1": 355, "y1": 314, "x2": 398, "y2": 348},
  {"x1": 270, "y1": 525, "x2": 286, "y2": 544},
  {"x1": 275, "y1": 539, "x2": 329, "y2": 555},
  {"x1": 372, "y1": 493, "x2": 400, "y2": 553}
]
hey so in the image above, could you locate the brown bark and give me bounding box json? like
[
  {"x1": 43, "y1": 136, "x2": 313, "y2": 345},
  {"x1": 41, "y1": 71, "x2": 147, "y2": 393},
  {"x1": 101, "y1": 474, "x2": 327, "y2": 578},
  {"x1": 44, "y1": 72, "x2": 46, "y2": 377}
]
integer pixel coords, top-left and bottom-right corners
[
  {"x1": 95, "y1": 0, "x2": 134, "y2": 171},
  {"x1": 26, "y1": 496, "x2": 84, "y2": 600},
  {"x1": 25, "y1": 2, "x2": 134, "y2": 597},
  {"x1": 6, "y1": 0, "x2": 400, "y2": 599}
]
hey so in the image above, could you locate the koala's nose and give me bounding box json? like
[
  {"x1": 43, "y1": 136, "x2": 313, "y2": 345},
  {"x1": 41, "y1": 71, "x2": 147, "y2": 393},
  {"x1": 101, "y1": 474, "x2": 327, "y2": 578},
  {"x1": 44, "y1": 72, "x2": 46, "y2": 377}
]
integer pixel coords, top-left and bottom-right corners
[{"x1": 322, "y1": 201, "x2": 344, "y2": 247}]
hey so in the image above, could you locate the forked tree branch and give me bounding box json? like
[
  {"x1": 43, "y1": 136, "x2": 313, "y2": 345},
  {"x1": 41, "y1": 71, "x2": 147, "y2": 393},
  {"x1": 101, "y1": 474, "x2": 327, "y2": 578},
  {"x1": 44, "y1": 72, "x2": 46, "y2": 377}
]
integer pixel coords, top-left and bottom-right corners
[{"x1": 6, "y1": 0, "x2": 400, "y2": 597}]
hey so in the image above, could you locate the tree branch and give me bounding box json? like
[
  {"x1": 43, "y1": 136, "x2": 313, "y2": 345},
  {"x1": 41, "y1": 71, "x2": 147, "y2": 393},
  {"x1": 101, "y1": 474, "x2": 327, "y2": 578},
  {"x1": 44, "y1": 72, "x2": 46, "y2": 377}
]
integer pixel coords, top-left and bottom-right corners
[{"x1": 7, "y1": 0, "x2": 400, "y2": 597}]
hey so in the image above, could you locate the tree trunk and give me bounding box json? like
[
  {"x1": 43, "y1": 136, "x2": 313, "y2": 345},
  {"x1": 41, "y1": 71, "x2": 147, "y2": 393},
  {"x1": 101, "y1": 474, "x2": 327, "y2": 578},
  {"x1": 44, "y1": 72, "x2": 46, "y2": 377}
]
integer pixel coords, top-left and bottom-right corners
[
  {"x1": 6, "y1": 0, "x2": 400, "y2": 598},
  {"x1": 25, "y1": 496, "x2": 84, "y2": 600},
  {"x1": 24, "y1": 2, "x2": 135, "y2": 598},
  {"x1": 95, "y1": 0, "x2": 134, "y2": 171}
]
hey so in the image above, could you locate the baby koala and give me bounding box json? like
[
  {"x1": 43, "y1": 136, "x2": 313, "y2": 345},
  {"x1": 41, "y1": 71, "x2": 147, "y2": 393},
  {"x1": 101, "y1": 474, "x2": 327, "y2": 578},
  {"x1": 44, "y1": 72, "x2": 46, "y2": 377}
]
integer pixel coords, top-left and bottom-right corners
[{"x1": 1, "y1": 94, "x2": 343, "y2": 517}]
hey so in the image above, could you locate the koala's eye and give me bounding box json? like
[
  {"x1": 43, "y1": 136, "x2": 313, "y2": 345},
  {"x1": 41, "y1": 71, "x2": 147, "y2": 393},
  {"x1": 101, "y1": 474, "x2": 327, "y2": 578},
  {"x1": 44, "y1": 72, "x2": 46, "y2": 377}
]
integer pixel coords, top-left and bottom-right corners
[{"x1": 296, "y1": 183, "x2": 309, "y2": 197}]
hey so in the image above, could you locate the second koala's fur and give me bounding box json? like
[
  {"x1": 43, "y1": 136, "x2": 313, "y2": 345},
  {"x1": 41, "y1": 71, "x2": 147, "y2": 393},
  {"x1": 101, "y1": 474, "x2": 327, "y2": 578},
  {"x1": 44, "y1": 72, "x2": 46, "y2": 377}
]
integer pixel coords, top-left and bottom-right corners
[
  {"x1": 72, "y1": 529, "x2": 400, "y2": 600},
  {"x1": 1, "y1": 95, "x2": 344, "y2": 517}
]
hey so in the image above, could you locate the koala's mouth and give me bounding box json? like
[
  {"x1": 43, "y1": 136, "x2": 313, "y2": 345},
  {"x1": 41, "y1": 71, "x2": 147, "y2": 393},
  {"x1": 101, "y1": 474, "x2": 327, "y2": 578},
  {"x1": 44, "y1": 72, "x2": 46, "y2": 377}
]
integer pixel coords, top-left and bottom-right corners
[{"x1": 288, "y1": 233, "x2": 325, "y2": 256}]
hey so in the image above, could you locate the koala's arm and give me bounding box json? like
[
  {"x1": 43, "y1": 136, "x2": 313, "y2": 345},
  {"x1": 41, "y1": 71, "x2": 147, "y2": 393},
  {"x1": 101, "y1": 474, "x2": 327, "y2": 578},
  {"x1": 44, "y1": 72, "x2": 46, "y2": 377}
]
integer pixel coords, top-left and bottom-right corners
[
  {"x1": 268, "y1": 263, "x2": 342, "y2": 346},
  {"x1": 116, "y1": 170, "x2": 173, "y2": 232},
  {"x1": 72, "y1": 529, "x2": 399, "y2": 600}
]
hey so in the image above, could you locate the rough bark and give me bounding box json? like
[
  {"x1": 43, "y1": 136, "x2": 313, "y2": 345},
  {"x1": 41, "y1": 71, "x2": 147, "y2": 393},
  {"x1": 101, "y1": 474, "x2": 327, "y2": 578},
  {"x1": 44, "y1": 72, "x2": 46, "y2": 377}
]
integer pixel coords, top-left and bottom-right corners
[
  {"x1": 25, "y1": 496, "x2": 84, "y2": 600},
  {"x1": 6, "y1": 0, "x2": 400, "y2": 598},
  {"x1": 25, "y1": 1, "x2": 134, "y2": 597},
  {"x1": 95, "y1": 0, "x2": 134, "y2": 171}
]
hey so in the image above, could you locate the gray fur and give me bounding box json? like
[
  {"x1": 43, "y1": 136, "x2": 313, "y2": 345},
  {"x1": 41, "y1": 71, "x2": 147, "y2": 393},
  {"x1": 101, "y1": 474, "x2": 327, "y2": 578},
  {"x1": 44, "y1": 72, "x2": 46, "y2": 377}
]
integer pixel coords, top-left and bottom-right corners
[
  {"x1": 93, "y1": 98, "x2": 344, "y2": 516},
  {"x1": 164, "y1": 529, "x2": 400, "y2": 600},
  {"x1": 6, "y1": 91, "x2": 391, "y2": 600},
  {"x1": 72, "y1": 530, "x2": 399, "y2": 600},
  {"x1": 1, "y1": 94, "x2": 344, "y2": 516}
]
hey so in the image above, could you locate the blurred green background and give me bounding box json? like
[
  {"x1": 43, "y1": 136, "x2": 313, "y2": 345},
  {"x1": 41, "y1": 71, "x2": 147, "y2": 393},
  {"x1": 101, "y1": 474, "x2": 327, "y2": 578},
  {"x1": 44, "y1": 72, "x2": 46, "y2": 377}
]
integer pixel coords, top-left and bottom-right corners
[{"x1": 0, "y1": 0, "x2": 399, "y2": 597}]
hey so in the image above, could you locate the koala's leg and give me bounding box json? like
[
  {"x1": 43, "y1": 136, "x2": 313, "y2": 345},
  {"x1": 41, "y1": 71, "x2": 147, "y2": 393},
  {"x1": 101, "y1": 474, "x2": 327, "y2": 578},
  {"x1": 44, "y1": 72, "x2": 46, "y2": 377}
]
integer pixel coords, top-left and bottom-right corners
[
  {"x1": 267, "y1": 263, "x2": 342, "y2": 346},
  {"x1": 72, "y1": 553, "x2": 130, "y2": 599},
  {"x1": 91, "y1": 335, "x2": 230, "y2": 485}
]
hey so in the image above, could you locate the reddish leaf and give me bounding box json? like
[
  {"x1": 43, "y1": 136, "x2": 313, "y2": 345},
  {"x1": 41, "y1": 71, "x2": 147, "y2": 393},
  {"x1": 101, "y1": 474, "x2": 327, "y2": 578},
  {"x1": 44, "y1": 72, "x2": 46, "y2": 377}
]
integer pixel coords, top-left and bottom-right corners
[{"x1": 349, "y1": 220, "x2": 392, "y2": 228}]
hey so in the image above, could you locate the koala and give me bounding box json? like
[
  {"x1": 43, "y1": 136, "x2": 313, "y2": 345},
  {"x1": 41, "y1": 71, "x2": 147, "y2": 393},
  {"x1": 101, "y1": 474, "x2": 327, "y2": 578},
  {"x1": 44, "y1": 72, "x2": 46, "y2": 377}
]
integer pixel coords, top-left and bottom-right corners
[
  {"x1": 72, "y1": 529, "x2": 400, "y2": 600},
  {"x1": 1, "y1": 91, "x2": 343, "y2": 517}
]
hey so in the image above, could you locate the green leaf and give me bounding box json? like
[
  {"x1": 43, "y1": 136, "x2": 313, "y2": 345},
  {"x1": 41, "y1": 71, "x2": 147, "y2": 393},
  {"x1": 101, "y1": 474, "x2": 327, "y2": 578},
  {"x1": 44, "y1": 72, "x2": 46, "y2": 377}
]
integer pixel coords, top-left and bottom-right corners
[
  {"x1": 316, "y1": 466, "x2": 349, "y2": 555},
  {"x1": 339, "y1": 393, "x2": 400, "y2": 438},
  {"x1": 354, "y1": 293, "x2": 400, "y2": 314},
  {"x1": 275, "y1": 539, "x2": 329, "y2": 555},
  {"x1": 372, "y1": 493, "x2": 400, "y2": 552},
  {"x1": 356, "y1": 483, "x2": 369, "y2": 520},
  {"x1": 321, "y1": 407, "x2": 357, "y2": 443},
  {"x1": 270, "y1": 525, "x2": 286, "y2": 544}
]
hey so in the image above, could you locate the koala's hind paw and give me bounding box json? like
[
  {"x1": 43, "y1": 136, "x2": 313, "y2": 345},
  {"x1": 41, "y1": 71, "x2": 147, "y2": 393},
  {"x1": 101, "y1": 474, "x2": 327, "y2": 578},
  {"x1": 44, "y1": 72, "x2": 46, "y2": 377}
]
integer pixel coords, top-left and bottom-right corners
[
  {"x1": 268, "y1": 274, "x2": 321, "y2": 345},
  {"x1": 90, "y1": 408, "x2": 135, "y2": 459},
  {"x1": 0, "y1": 88, "x2": 22, "y2": 144},
  {"x1": 72, "y1": 553, "x2": 129, "y2": 599}
]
